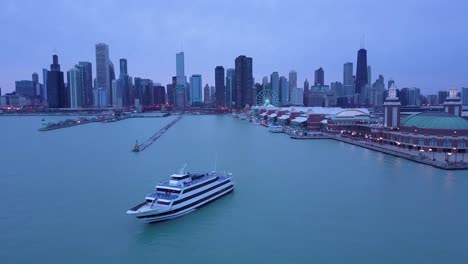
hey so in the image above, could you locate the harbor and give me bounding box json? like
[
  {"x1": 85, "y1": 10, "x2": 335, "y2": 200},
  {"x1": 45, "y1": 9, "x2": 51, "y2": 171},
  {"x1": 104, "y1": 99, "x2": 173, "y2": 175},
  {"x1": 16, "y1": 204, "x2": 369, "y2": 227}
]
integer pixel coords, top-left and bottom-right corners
[{"x1": 3, "y1": 114, "x2": 468, "y2": 264}]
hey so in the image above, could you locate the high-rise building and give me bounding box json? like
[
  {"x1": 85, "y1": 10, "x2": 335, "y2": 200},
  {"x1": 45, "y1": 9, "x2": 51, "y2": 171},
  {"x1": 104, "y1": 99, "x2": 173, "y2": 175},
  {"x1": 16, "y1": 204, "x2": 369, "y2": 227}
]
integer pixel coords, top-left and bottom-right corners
[
  {"x1": 215, "y1": 66, "x2": 225, "y2": 107},
  {"x1": 438, "y1": 90, "x2": 448, "y2": 105},
  {"x1": 262, "y1": 76, "x2": 269, "y2": 90},
  {"x1": 175, "y1": 52, "x2": 186, "y2": 109},
  {"x1": 154, "y1": 85, "x2": 166, "y2": 105},
  {"x1": 119, "y1": 59, "x2": 127, "y2": 75},
  {"x1": 303, "y1": 79, "x2": 310, "y2": 106},
  {"x1": 67, "y1": 66, "x2": 84, "y2": 108},
  {"x1": 270, "y1": 72, "x2": 279, "y2": 99},
  {"x1": 234, "y1": 55, "x2": 253, "y2": 109},
  {"x1": 203, "y1": 84, "x2": 210, "y2": 104},
  {"x1": 314, "y1": 67, "x2": 324, "y2": 86},
  {"x1": 46, "y1": 54, "x2": 66, "y2": 108},
  {"x1": 95, "y1": 43, "x2": 110, "y2": 105},
  {"x1": 78, "y1": 62, "x2": 93, "y2": 107},
  {"x1": 343, "y1": 62, "x2": 354, "y2": 96},
  {"x1": 279, "y1": 76, "x2": 288, "y2": 105},
  {"x1": 111, "y1": 79, "x2": 123, "y2": 108},
  {"x1": 42, "y1": 68, "x2": 49, "y2": 100},
  {"x1": 288, "y1": 71, "x2": 297, "y2": 104},
  {"x1": 210, "y1": 86, "x2": 215, "y2": 103},
  {"x1": 355, "y1": 49, "x2": 368, "y2": 102},
  {"x1": 118, "y1": 58, "x2": 131, "y2": 107},
  {"x1": 15, "y1": 80, "x2": 35, "y2": 97},
  {"x1": 462, "y1": 87, "x2": 468, "y2": 106},
  {"x1": 226, "y1": 68, "x2": 235, "y2": 108},
  {"x1": 190, "y1": 74, "x2": 202, "y2": 105},
  {"x1": 109, "y1": 61, "x2": 116, "y2": 106},
  {"x1": 331, "y1": 81, "x2": 344, "y2": 97}
]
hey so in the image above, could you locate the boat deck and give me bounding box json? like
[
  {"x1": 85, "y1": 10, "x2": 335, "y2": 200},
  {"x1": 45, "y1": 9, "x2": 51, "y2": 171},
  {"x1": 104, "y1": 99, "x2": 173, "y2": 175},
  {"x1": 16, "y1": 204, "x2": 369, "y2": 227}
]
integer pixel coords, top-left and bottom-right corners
[
  {"x1": 158, "y1": 173, "x2": 229, "y2": 189},
  {"x1": 147, "y1": 174, "x2": 231, "y2": 201}
]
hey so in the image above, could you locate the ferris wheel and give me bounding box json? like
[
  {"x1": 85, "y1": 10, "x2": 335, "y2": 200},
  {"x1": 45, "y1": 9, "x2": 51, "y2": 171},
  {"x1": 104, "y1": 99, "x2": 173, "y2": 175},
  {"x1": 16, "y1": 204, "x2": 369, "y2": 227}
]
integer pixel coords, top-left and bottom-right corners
[{"x1": 256, "y1": 89, "x2": 279, "y2": 106}]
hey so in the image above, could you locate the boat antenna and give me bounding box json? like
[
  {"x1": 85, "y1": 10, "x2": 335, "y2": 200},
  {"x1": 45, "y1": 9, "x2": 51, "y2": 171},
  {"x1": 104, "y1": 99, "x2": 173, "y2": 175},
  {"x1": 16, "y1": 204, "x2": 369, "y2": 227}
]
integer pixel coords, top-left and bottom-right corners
[
  {"x1": 214, "y1": 153, "x2": 218, "y2": 172},
  {"x1": 178, "y1": 163, "x2": 187, "y2": 174}
]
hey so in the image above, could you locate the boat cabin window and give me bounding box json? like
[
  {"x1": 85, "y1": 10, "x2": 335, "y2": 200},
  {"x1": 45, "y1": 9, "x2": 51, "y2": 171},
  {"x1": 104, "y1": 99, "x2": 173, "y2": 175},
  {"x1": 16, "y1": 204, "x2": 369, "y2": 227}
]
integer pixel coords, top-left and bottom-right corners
[
  {"x1": 171, "y1": 174, "x2": 190, "y2": 180},
  {"x1": 156, "y1": 187, "x2": 181, "y2": 194},
  {"x1": 157, "y1": 200, "x2": 171, "y2": 205}
]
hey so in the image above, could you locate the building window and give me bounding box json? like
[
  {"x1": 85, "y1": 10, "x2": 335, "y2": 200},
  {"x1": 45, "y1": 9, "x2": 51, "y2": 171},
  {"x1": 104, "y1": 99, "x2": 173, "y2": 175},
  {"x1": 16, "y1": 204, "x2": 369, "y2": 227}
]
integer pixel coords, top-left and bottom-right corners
[
  {"x1": 409, "y1": 138, "x2": 414, "y2": 145},
  {"x1": 459, "y1": 141, "x2": 466, "y2": 148},
  {"x1": 430, "y1": 139, "x2": 437, "y2": 147},
  {"x1": 418, "y1": 138, "x2": 424, "y2": 146},
  {"x1": 443, "y1": 140, "x2": 452, "y2": 148}
]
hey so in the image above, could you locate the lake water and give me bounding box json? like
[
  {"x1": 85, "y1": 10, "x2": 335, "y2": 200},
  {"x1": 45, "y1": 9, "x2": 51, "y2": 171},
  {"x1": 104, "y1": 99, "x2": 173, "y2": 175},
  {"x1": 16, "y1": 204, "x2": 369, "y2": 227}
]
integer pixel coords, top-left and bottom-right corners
[{"x1": 1, "y1": 115, "x2": 467, "y2": 263}]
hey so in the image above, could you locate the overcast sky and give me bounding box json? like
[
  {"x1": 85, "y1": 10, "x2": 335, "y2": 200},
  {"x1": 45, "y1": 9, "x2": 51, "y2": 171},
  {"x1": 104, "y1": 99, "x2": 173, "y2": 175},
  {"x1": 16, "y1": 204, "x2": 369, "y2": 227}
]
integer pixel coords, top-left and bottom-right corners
[{"x1": 1, "y1": 0, "x2": 467, "y2": 94}]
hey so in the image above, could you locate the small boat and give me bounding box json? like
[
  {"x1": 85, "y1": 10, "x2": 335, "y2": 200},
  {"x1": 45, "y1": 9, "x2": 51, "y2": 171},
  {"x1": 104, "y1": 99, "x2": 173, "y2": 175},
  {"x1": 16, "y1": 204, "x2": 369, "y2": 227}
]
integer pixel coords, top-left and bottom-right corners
[
  {"x1": 126, "y1": 165, "x2": 235, "y2": 223},
  {"x1": 252, "y1": 119, "x2": 260, "y2": 125},
  {"x1": 268, "y1": 124, "x2": 283, "y2": 133}
]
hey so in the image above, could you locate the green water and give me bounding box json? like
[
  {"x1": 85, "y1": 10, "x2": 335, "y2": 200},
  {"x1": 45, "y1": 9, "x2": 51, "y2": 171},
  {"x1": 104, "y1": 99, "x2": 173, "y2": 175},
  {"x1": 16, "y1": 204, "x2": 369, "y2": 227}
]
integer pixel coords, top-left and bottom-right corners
[{"x1": 1, "y1": 115, "x2": 467, "y2": 263}]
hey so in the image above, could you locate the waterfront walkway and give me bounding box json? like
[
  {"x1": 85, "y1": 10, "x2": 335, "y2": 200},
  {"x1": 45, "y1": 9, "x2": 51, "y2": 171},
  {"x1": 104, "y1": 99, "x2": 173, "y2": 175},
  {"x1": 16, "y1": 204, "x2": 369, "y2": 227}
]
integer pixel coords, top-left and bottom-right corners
[
  {"x1": 133, "y1": 115, "x2": 183, "y2": 152},
  {"x1": 330, "y1": 134, "x2": 468, "y2": 170}
]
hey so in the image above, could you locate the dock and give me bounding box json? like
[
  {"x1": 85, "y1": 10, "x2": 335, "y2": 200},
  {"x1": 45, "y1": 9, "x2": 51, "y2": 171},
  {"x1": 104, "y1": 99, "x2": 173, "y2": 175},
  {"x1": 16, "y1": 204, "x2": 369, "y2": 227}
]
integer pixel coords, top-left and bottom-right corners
[
  {"x1": 331, "y1": 135, "x2": 468, "y2": 170},
  {"x1": 132, "y1": 115, "x2": 183, "y2": 152}
]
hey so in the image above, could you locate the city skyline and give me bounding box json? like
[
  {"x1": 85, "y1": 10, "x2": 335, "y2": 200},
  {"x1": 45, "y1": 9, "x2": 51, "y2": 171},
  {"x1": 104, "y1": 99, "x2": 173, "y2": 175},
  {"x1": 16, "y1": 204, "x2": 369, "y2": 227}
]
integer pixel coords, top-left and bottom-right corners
[{"x1": 1, "y1": 0, "x2": 467, "y2": 94}]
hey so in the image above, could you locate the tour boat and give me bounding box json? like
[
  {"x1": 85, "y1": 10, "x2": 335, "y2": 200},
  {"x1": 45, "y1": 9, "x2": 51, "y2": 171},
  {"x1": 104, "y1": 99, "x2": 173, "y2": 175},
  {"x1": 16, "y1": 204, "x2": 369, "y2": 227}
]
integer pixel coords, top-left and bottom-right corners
[{"x1": 126, "y1": 165, "x2": 235, "y2": 223}]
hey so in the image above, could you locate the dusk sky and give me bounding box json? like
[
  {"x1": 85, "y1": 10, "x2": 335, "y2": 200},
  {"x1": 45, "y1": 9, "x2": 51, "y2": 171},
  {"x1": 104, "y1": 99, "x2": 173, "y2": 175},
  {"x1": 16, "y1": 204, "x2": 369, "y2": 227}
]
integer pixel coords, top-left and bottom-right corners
[{"x1": 1, "y1": 0, "x2": 467, "y2": 94}]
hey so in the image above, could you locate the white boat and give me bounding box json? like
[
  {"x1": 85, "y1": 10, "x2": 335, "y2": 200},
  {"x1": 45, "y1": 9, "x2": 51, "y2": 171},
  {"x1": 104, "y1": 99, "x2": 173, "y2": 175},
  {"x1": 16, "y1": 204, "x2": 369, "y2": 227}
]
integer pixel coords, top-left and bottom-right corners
[
  {"x1": 252, "y1": 119, "x2": 260, "y2": 125},
  {"x1": 127, "y1": 165, "x2": 235, "y2": 223},
  {"x1": 268, "y1": 124, "x2": 283, "y2": 133},
  {"x1": 239, "y1": 113, "x2": 247, "y2": 120}
]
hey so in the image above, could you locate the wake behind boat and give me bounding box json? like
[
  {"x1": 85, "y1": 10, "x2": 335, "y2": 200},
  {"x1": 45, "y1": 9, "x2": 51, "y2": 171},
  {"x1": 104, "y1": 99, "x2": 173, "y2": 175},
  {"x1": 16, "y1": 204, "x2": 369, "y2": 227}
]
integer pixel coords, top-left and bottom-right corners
[{"x1": 127, "y1": 165, "x2": 235, "y2": 223}]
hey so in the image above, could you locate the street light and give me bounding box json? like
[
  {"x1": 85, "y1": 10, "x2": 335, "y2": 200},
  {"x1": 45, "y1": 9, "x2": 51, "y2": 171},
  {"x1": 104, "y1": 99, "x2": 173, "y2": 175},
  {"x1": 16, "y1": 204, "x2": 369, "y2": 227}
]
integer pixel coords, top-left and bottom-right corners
[{"x1": 429, "y1": 148, "x2": 435, "y2": 161}]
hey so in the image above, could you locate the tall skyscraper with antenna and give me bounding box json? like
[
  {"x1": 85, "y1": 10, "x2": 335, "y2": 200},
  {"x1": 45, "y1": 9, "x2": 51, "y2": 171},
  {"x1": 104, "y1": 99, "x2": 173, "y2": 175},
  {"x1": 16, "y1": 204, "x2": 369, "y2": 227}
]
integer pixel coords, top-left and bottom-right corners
[{"x1": 355, "y1": 38, "x2": 368, "y2": 105}]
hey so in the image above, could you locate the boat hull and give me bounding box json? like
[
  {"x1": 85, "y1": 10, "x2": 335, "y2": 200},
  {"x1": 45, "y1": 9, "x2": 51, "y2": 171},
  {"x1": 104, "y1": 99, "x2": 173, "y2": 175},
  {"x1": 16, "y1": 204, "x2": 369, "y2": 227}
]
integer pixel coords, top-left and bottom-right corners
[{"x1": 131, "y1": 184, "x2": 234, "y2": 223}]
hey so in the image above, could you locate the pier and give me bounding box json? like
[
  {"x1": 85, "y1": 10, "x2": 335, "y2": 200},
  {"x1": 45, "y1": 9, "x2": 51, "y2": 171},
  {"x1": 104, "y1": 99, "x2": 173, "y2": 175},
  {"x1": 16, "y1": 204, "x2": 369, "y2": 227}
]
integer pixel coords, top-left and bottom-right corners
[
  {"x1": 330, "y1": 134, "x2": 468, "y2": 170},
  {"x1": 132, "y1": 115, "x2": 183, "y2": 152}
]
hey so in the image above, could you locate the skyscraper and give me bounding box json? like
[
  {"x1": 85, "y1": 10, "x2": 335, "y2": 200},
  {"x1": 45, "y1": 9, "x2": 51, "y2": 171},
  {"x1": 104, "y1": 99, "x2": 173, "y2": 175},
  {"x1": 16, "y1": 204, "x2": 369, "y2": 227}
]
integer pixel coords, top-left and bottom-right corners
[
  {"x1": 438, "y1": 90, "x2": 448, "y2": 105},
  {"x1": 331, "y1": 81, "x2": 344, "y2": 97},
  {"x1": 78, "y1": 62, "x2": 93, "y2": 107},
  {"x1": 355, "y1": 49, "x2": 368, "y2": 101},
  {"x1": 119, "y1": 59, "x2": 128, "y2": 75},
  {"x1": 175, "y1": 52, "x2": 186, "y2": 109},
  {"x1": 67, "y1": 66, "x2": 84, "y2": 108},
  {"x1": 190, "y1": 74, "x2": 202, "y2": 105},
  {"x1": 288, "y1": 71, "x2": 297, "y2": 104},
  {"x1": 303, "y1": 79, "x2": 310, "y2": 106},
  {"x1": 279, "y1": 76, "x2": 288, "y2": 105},
  {"x1": 111, "y1": 79, "x2": 123, "y2": 108},
  {"x1": 118, "y1": 58, "x2": 131, "y2": 107},
  {"x1": 343, "y1": 62, "x2": 354, "y2": 96},
  {"x1": 154, "y1": 85, "x2": 166, "y2": 105},
  {"x1": 270, "y1": 72, "x2": 279, "y2": 99},
  {"x1": 462, "y1": 87, "x2": 468, "y2": 106},
  {"x1": 95, "y1": 43, "x2": 110, "y2": 105},
  {"x1": 226, "y1": 68, "x2": 235, "y2": 108},
  {"x1": 234, "y1": 55, "x2": 253, "y2": 109},
  {"x1": 42, "y1": 68, "x2": 48, "y2": 100},
  {"x1": 314, "y1": 67, "x2": 324, "y2": 86},
  {"x1": 46, "y1": 54, "x2": 66, "y2": 108},
  {"x1": 203, "y1": 84, "x2": 210, "y2": 104},
  {"x1": 215, "y1": 66, "x2": 225, "y2": 107},
  {"x1": 109, "y1": 61, "x2": 116, "y2": 105}
]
